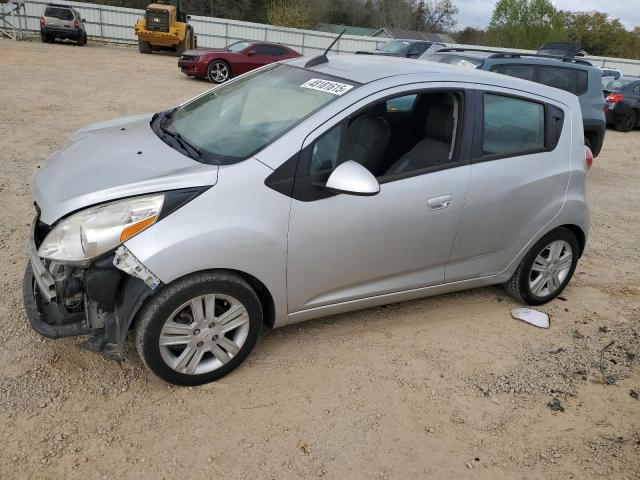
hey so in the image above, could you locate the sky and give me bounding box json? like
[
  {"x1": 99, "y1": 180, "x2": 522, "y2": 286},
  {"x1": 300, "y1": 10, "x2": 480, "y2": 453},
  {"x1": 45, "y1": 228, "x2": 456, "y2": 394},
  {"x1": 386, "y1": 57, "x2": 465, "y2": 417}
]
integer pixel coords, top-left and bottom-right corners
[{"x1": 455, "y1": 0, "x2": 640, "y2": 30}]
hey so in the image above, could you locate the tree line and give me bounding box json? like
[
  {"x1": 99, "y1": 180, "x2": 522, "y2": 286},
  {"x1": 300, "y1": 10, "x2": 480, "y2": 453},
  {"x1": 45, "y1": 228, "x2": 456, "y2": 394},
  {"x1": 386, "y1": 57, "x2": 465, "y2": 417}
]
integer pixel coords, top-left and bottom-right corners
[{"x1": 83, "y1": 0, "x2": 640, "y2": 59}]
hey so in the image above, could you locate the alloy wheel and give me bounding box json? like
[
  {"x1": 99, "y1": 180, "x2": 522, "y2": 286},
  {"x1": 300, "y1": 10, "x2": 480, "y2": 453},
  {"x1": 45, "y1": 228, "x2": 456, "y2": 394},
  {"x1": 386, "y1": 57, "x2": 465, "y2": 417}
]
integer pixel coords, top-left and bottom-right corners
[
  {"x1": 209, "y1": 62, "x2": 229, "y2": 83},
  {"x1": 528, "y1": 240, "x2": 573, "y2": 298},
  {"x1": 159, "y1": 294, "x2": 250, "y2": 375}
]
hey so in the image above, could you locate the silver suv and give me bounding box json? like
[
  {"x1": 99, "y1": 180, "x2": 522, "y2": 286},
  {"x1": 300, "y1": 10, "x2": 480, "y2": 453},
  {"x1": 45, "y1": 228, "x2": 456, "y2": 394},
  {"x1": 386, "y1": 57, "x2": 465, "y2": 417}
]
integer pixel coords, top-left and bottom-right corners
[{"x1": 24, "y1": 55, "x2": 591, "y2": 385}]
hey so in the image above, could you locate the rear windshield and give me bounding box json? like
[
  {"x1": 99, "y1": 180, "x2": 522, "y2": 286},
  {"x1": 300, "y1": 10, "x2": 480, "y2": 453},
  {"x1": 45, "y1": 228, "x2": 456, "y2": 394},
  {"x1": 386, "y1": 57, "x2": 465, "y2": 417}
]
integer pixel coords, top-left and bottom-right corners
[
  {"x1": 379, "y1": 40, "x2": 411, "y2": 54},
  {"x1": 162, "y1": 64, "x2": 358, "y2": 164},
  {"x1": 44, "y1": 7, "x2": 74, "y2": 20},
  {"x1": 604, "y1": 78, "x2": 638, "y2": 91}
]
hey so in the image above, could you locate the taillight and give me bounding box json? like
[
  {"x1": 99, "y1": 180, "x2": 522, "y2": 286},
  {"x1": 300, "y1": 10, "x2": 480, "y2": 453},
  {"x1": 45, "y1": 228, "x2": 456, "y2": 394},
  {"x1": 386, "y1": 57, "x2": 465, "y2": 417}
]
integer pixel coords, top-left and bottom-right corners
[
  {"x1": 73, "y1": 19, "x2": 79, "y2": 28},
  {"x1": 606, "y1": 93, "x2": 623, "y2": 104},
  {"x1": 39, "y1": 16, "x2": 45, "y2": 26},
  {"x1": 584, "y1": 145, "x2": 593, "y2": 170}
]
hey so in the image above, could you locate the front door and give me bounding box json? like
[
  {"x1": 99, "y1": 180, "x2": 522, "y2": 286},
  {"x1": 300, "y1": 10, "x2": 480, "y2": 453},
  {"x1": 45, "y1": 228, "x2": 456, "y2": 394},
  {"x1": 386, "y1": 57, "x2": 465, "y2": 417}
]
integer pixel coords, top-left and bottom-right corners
[{"x1": 286, "y1": 89, "x2": 472, "y2": 313}]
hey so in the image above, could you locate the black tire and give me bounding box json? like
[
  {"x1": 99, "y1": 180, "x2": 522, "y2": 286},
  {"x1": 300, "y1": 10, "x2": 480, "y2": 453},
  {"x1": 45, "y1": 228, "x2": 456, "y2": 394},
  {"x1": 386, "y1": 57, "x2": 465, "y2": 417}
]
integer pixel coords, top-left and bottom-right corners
[
  {"x1": 207, "y1": 59, "x2": 231, "y2": 84},
  {"x1": 583, "y1": 136, "x2": 591, "y2": 150},
  {"x1": 504, "y1": 227, "x2": 580, "y2": 306},
  {"x1": 138, "y1": 40, "x2": 152, "y2": 54},
  {"x1": 134, "y1": 271, "x2": 262, "y2": 386},
  {"x1": 614, "y1": 110, "x2": 638, "y2": 132},
  {"x1": 76, "y1": 33, "x2": 86, "y2": 46},
  {"x1": 175, "y1": 40, "x2": 185, "y2": 56},
  {"x1": 40, "y1": 33, "x2": 48, "y2": 43}
]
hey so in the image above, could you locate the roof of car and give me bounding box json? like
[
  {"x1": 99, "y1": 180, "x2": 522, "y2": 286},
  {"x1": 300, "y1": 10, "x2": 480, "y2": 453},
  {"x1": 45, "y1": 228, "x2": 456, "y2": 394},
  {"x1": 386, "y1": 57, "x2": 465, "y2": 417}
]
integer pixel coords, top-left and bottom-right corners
[
  {"x1": 285, "y1": 54, "x2": 577, "y2": 102},
  {"x1": 428, "y1": 50, "x2": 595, "y2": 69}
]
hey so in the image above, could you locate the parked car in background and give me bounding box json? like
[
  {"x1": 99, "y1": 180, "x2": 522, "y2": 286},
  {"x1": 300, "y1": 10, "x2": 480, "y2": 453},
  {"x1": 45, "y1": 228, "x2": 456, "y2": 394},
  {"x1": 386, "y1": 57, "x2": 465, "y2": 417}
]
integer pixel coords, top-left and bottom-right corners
[
  {"x1": 40, "y1": 3, "x2": 87, "y2": 46},
  {"x1": 604, "y1": 77, "x2": 640, "y2": 132},
  {"x1": 601, "y1": 68, "x2": 622, "y2": 80},
  {"x1": 356, "y1": 39, "x2": 446, "y2": 59},
  {"x1": 420, "y1": 48, "x2": 606, "y2": 156},
  {"x1": 178, "y1": 41, "x2": 301, "y2": 83},
  {"x1": 25, "y1": 55, "x2": 590, "y2": 385}
]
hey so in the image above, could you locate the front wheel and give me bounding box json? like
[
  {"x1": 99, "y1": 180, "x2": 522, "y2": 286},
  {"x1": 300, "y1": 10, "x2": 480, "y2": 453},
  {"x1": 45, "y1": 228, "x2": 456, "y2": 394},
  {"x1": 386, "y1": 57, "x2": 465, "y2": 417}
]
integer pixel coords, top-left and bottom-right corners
[
  {"x1": 505, "y1": 228, "x2": 579, "y2": 305},
  {"x1": 615, "y1": 110, "x2": 638, "y2": 132},
  {"x1": 138, "y1": 40, "x2": 152, "y2": 54},
  {"x1": 134, "y1": 271, "x2": 262, "y2": 386},
  {"x1": 207, "y1": 60, "x2": 231, "y2": 84}
]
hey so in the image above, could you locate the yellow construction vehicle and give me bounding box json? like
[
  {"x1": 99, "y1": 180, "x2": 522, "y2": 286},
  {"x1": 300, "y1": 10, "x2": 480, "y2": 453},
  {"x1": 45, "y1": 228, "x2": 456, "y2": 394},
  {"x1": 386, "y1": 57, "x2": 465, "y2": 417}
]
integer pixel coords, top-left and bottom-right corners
[{"x1": 134, "y1": 0, "x2": 195, "y2": 55}]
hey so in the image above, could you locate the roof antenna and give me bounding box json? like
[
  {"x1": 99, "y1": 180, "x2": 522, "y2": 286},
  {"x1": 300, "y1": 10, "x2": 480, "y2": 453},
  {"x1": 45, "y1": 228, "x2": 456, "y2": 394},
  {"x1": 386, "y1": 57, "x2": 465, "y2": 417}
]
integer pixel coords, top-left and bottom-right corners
[{"x1": 305, "y1": 29, "x2": 346, "y2": 68}]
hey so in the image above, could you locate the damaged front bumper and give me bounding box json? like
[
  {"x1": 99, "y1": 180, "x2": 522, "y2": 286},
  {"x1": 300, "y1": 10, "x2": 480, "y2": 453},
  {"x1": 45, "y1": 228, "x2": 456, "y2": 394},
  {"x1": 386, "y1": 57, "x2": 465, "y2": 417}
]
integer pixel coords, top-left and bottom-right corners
[{"x1": 23, "y1": 217, "x2": 160, "y2": 361}]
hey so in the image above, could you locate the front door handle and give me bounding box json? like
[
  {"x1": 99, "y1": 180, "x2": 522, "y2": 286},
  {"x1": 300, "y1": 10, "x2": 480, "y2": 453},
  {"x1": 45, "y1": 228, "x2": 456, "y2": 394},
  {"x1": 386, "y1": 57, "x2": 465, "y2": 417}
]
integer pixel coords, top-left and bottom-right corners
[{"x1": 427, "y1": 194, "x2": 452, "y2": 211}]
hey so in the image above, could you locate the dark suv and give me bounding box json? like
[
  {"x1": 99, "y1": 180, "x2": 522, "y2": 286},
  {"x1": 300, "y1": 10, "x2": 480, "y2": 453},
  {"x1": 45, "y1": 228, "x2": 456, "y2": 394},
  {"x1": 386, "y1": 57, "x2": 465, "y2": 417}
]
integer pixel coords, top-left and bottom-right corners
[
  {"x1": 40, "y1": 3, "x2": 87, "y2": 46},
  {"x1": 604, "y1": 77, "x2": 640, "y2": 132},
  {"x1": 421, "y1": 48, "x2": 606, "y2": 156}
]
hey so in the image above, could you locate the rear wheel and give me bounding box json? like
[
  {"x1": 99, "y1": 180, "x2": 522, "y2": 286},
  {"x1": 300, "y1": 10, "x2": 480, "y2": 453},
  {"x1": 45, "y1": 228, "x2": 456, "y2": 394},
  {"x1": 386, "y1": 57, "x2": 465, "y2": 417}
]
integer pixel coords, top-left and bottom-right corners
[
  {"x1": 134, "y1": 271, "x2": 262, "y2": 386},
  {"x1": 76, "y1": 32, "x2": 86, "y2": 46},
  {"x1": 505, "y1": 228, "x2": 579, "y2": 305},
  {"x1": 40, "y1": 33, "x2": 48, "y2": 43},
  {"x1": 615, "y1": 110, "x2": 638, "y2": 132},
  {"x1": 207, "y1": 60, "x2": 231, "y2": 84},
  {"x1": 138, "y1": 40, "x2": 152, "y2": 54}
]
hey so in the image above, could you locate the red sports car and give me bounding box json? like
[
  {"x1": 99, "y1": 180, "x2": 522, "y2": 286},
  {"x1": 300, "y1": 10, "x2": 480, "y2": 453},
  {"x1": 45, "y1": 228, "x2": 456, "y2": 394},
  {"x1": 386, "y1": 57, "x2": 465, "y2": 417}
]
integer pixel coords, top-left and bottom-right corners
[{"x1": 178, "y1": 40, "x2": 302, "y2": 84}]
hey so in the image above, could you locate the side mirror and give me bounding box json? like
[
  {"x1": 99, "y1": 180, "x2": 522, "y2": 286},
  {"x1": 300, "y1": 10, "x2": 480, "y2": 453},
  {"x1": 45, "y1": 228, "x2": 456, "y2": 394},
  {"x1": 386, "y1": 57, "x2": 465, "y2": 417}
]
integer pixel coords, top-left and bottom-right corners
[
  {"x1": 407, "y1": 52, "x2": 419, "y2": 58},
  {"x1": 246, "y1": 49, "x2": 256, "y2": 56},
  {"x1": 187, "y1": 15, "x2": 191, "y2": 20},
  {"x1": 324, "y1": 161, "x2": 380, "y2": 196},
  {"x1": 81, "y1": 18, "x2": 86, "y2": 22}
]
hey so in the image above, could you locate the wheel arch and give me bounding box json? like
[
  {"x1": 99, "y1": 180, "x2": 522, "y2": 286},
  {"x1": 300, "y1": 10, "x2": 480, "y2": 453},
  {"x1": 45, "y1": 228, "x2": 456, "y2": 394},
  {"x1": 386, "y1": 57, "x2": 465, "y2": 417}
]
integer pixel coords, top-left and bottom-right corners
[
  {"x1": 127, "y1": 267, "x2": 276, "y2": 331},
  {"x1": 208, "y1": 58, "x2": 232, "y2": 75},
  {"x1": 560, "y1": 224, "x2": 586, "y2": 257}
]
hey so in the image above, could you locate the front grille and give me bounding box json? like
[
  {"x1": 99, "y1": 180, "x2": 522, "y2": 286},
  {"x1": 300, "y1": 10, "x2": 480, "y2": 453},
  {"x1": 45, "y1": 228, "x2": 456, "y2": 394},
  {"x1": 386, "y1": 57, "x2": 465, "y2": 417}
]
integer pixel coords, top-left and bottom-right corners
[{"x1": 145, "y1": 9, "x2": 169, "y2": 32}]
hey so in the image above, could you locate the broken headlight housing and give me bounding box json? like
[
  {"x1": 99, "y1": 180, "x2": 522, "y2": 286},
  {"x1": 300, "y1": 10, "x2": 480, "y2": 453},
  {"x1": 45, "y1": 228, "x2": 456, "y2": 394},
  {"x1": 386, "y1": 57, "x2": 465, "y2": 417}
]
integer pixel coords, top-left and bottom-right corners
[{"x1": 38, "y1": 194, "x2": 164, "y2": 265}]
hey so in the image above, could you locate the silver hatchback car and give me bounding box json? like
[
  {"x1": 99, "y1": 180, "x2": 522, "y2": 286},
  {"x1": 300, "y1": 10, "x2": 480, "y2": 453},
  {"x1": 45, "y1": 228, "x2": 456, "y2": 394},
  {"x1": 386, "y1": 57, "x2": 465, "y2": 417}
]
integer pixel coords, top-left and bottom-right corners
[{"x1": 25, "y1": 54, "x2": 591, "y2": 385}]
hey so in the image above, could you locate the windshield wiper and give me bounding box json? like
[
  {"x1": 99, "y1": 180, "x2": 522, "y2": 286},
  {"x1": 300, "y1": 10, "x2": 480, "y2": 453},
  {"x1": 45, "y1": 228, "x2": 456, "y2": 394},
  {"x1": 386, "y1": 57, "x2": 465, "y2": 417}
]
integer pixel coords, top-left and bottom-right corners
[{"x1": 160, "y1": 124, "x2": 201, "y2": 159}]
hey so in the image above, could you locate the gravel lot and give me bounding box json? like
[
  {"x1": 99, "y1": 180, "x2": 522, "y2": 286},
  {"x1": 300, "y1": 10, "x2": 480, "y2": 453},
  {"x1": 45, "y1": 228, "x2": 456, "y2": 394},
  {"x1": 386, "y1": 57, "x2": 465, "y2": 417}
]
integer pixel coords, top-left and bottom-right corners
[{"x1": 1, "y1": 38, "x2": 639, "y2": 480}]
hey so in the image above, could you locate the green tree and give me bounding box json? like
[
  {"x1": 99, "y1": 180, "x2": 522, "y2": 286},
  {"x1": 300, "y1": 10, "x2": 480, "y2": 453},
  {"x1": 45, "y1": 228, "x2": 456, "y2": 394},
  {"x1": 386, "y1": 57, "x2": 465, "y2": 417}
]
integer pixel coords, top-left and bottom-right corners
[
  {"x1": 488, "y1": 0, "x2": 565, "y2": 49},
  {"x1": 564, "y1": 11, "x2": 640, "y2": 59},
  {"x1": 266, "y1": 0, "x2": 311, "y2": 29}
]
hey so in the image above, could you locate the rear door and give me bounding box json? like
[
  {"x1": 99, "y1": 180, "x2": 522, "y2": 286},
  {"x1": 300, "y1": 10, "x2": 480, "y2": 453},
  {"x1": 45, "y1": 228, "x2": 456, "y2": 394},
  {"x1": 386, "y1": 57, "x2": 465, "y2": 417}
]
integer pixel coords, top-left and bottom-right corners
[
  {"x1": 446, "y1": 88, "x2": 570, "y2": 282},
  {"x1": 45, "y1": 6, "x2": 74, "y2": 29}
]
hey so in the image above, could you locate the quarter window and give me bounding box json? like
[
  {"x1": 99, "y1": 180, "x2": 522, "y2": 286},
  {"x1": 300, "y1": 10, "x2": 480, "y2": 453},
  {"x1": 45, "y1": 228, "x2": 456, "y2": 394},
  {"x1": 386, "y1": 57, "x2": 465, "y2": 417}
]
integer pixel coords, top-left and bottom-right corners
[
  {"x1": 539, "y1": 66, "x2": 588, "y2": 95},
  {"x1": 483, "y1": 94, "x2": 545, "y2": 156},
  {"x1": 490, "y1": 64, "x2": 536, "y2": 82}
]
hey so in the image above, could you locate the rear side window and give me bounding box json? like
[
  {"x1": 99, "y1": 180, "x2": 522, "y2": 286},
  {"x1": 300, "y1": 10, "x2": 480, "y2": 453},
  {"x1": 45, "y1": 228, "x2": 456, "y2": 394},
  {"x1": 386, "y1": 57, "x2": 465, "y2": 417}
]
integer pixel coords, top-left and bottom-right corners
[
  {"x1": 483, "y1": 94, "x2": 545, "y2": 156},
  {"x1": 490, "y1": 64, "x2": 536, "y2": 82},
  {"x1": 44, "y1": 7, "x2": 74, "y2": 20},
  {"x1": 539, "y1": 66, "x2": 588, "y2": 95}
]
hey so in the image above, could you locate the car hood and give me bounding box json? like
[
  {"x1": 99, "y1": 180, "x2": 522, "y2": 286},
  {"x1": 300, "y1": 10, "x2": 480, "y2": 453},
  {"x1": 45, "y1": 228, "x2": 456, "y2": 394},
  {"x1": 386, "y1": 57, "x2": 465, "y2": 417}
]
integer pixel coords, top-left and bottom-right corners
[{"x1": 31, "y1": 114, "x2": 218, "y2": 224}]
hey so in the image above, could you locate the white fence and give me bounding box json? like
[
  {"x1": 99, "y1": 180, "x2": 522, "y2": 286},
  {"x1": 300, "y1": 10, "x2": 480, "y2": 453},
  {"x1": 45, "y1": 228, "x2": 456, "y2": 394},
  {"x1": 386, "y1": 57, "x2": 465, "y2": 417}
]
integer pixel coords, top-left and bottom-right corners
[{"x1": 5, "y1": 0, "x2": 640, "y2": 75}]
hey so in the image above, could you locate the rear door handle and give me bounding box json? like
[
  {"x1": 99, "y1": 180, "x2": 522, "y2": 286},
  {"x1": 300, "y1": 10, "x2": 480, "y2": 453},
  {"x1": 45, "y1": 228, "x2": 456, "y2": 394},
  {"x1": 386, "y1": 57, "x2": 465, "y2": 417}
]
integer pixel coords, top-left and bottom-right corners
[{"x1": 427, "y1": 194, "x2": 452, "y2": 211}]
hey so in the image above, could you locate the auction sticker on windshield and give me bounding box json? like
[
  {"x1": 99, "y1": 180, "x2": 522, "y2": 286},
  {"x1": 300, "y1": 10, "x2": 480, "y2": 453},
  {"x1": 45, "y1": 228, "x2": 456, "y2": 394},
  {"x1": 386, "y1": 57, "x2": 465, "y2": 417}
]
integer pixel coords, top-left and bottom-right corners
[{"x1": 301, "y1": 78, "x2": 354, "y2": 95}]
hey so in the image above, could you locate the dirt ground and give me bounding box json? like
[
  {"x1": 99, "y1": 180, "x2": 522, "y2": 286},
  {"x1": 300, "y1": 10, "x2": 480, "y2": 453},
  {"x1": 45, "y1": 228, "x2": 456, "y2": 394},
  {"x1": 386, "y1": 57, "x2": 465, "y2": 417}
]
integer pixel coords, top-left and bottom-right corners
[{"x1": 0, "y1": 38, "x2": 639, "y2": 480}]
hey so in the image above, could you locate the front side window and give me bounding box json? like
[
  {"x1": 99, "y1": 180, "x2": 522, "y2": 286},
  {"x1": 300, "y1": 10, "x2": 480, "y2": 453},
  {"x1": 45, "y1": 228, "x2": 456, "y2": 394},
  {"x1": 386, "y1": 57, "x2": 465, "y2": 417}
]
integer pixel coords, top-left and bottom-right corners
[
  {"x1": 305, "y1": 91, "x2": 462, "y2": 180},
  {"x1": 490, "y1": 64, "x2": 536, "y2": 82},
  {"x1": 161, "y1": 65, "x2": 358, "y2": 164},
  {"x1": 386, "y1": 94, "x2": 417, "y2": 112},
  {"x1": 483, "y1": 94, "x2": 545, "y2": 156}
]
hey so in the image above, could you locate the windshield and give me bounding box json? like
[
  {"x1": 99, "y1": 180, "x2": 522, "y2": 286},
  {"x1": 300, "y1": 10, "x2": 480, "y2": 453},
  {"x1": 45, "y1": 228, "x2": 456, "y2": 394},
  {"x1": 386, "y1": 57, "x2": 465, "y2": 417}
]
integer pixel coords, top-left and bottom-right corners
[
  {"x1": 428, "y1": 54, "x2": 482, "y2": 69},
  {"x1": 379, "y1": 40, "x2": 411, "y2": 53},
  {"x1": 160, "y1": 64, "x2": 358, "y2": 164},
  {"x1": 227, "y1": 41, "x2": 250, "y2": 53}
]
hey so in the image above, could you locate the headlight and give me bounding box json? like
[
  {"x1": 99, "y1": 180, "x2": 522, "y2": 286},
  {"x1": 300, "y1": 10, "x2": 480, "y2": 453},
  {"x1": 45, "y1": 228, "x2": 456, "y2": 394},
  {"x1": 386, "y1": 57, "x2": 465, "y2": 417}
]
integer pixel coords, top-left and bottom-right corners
[{"x1": 38, "y1": 194, "x2": 164, "y2": 264}]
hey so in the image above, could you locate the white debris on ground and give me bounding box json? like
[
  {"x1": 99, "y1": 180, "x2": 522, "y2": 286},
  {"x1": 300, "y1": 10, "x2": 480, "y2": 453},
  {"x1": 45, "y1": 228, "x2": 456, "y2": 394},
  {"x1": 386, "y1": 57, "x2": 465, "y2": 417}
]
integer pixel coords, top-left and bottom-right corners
[{"x1": 511, "y1": 308, "x2": 550, "y2": 328}]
